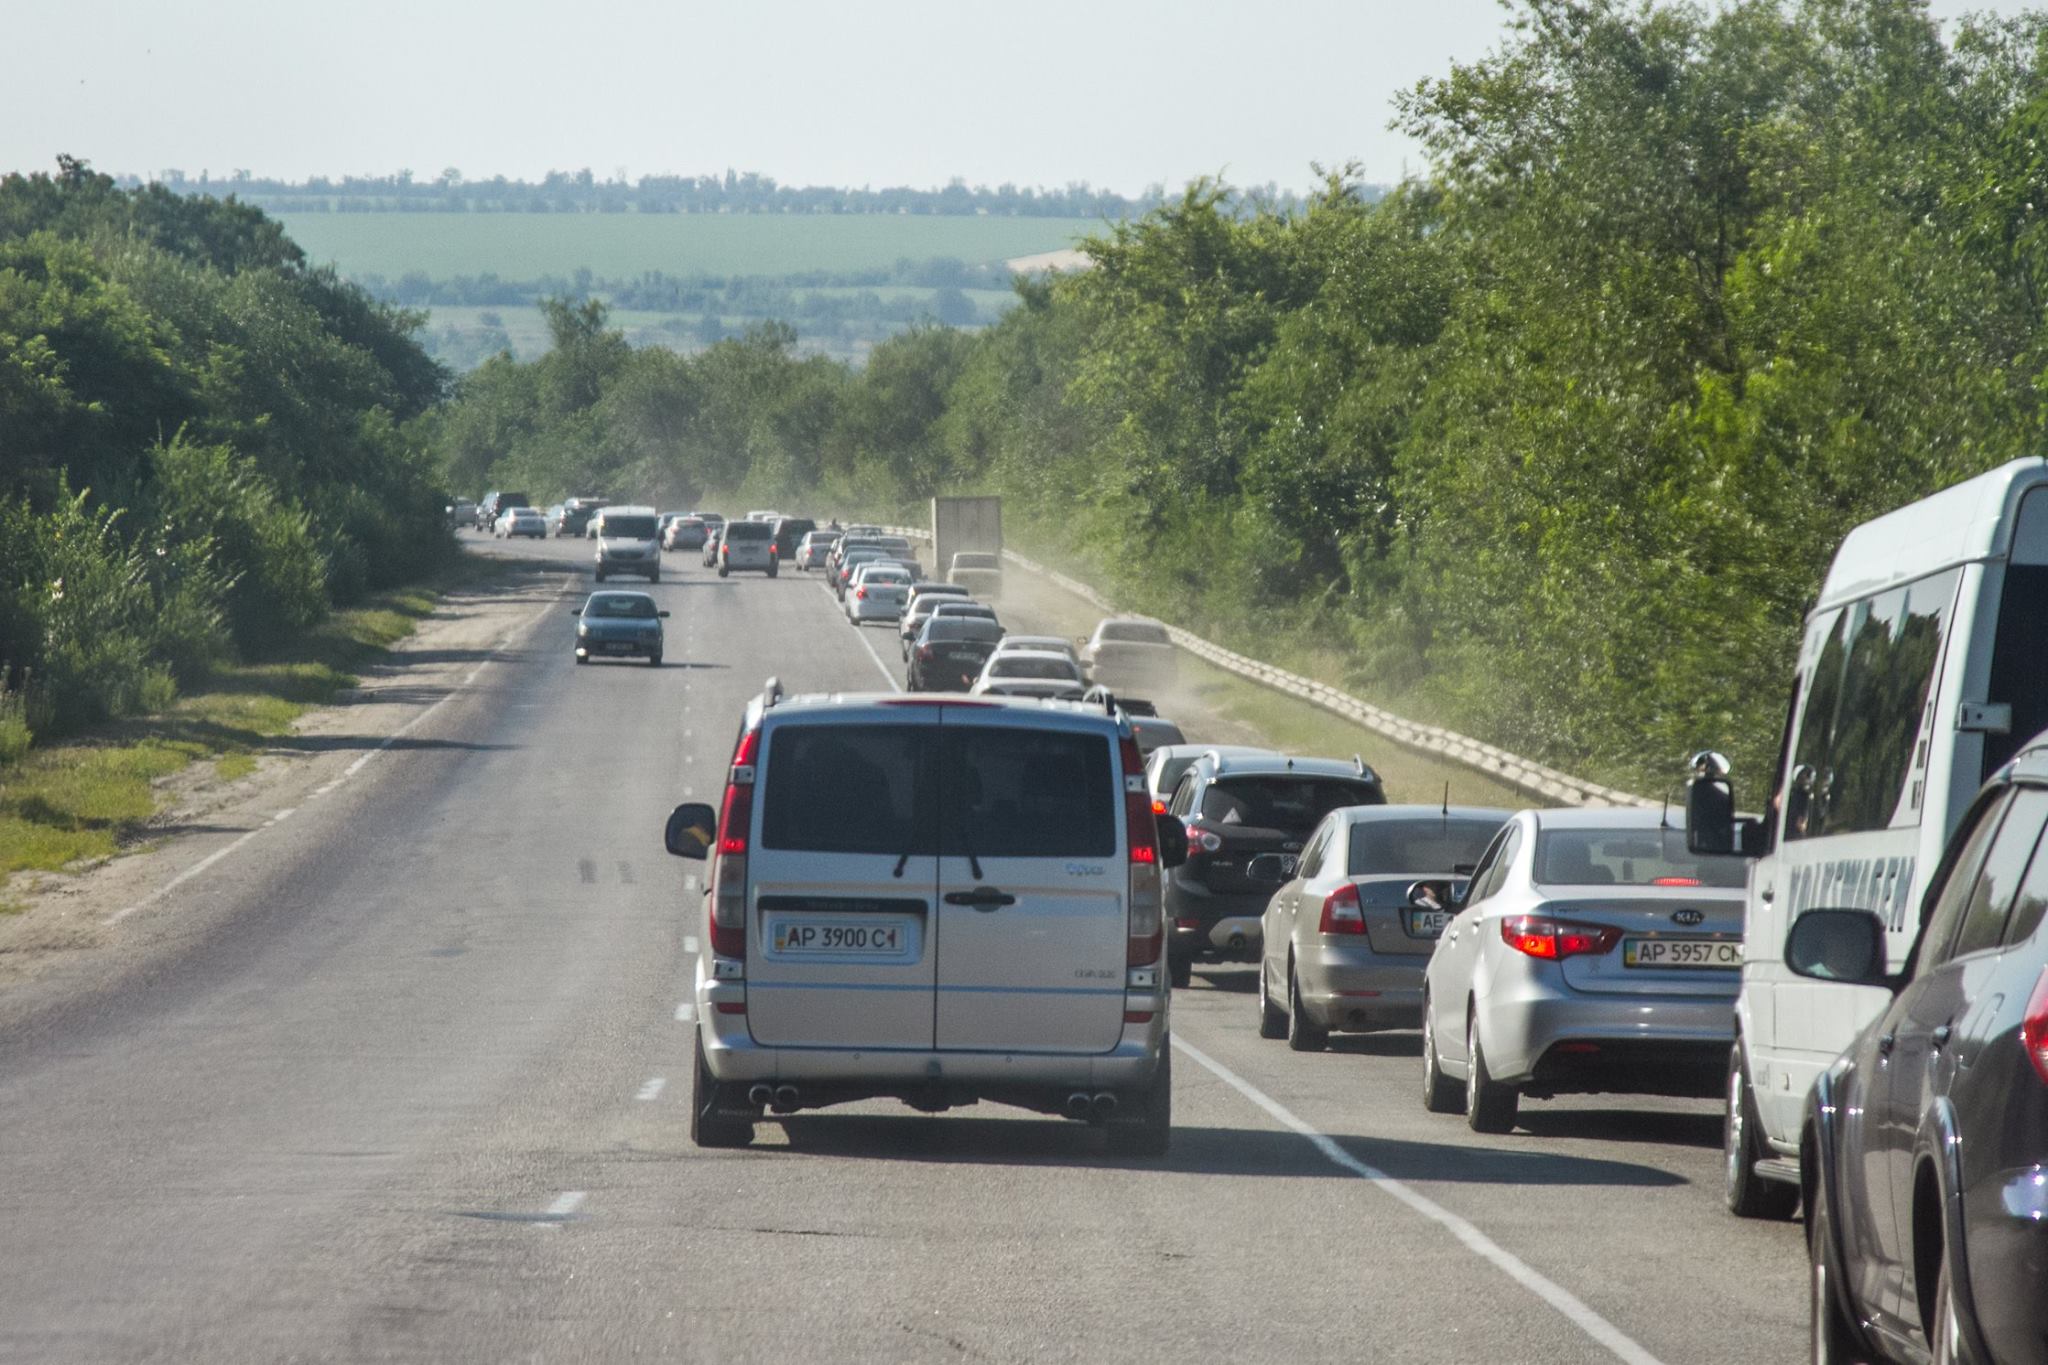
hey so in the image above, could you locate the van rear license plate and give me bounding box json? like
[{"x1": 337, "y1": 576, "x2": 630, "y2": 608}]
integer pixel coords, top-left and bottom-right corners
[
  {"x1": 1623, "y1": 938, "x2": 1741, "y2": 969},
  {"x1": 767, "y1": 917, "x2": 913, "y2": 960},
  {"x1": 1406, "y1": 909, "x2": 1451, "y2": 938}
]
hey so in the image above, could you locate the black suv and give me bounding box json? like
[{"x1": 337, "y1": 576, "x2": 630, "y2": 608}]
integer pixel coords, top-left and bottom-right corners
[
  {"x1": 909, "y1": 616, "x2": 1006, "y2": 691},
  {"x1": 1161, "y1": 752, "x2": 1385, "y2": 987},
  {"x1": 1800, "y1": 729, "x2": 2048, "y2": 1365}
]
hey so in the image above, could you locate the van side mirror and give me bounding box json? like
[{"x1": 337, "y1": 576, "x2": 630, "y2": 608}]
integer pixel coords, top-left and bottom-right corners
[
  {"x1": 1785, "y1": 909, "x2": 1891, "y2": 989},
  {"x1": 664, "y1": 802, "x2": 717, "y2": 860},
  {"x1": 1685, "y1": 752, "x2": 1767, "y2": 857},
  {"x1": 1155, "y1": 814, "x2": 1189, "y2": 869}
]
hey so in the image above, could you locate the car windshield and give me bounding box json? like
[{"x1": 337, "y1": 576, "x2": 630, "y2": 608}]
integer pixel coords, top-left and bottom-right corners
[
  {"x1": 724, "y1": 522, "x2": 771, "y2": 541},
  {"x1": 601, "y1": 515, "x2": 658, "y2": 539},
  {"x1": 993, "y1": 657, "x2": 1078, "y2": 680},
  {"x1": 935, "y1": 603, "x2": 996, "y2": 618},
  {"x1": 928, "y1": 619, "x2": 1005, "y2": 643},
  {"x1": 1347, "y1": 818, "x2": 1506, "y2": 875},
  {"x1": 1200, "y1": 777, "x2": 1383, "y2": 832},
  {"x1": 584, "y1": 594, "x2": 657, "y2": 619},
  {"x1": 1534, "y1": 827, "x2": 1749, "y2": 887},
  {"x1": 865, "y1": 570, "x2": 910, "y2": 585},
  {"x1": 1102, "y1": 622, "x2": 1170, "y2": 644}
]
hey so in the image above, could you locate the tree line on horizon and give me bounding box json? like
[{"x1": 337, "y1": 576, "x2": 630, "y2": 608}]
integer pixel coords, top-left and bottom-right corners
[{"x1": 432, "y1": 0, "x2": 2048, "y2": 793}]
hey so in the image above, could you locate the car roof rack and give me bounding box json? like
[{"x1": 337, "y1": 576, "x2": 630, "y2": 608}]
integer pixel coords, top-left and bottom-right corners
[{"x1": 762, "y1": 677, "x2": 785, "y2": 709}]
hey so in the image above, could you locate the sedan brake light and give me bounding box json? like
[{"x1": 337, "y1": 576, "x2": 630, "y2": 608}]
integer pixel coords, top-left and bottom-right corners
[
  {"x1": 2023, "y1": 966, "x2": 2048, "y2": 1086},
  {"x1": 1500, "y1": 914, "x2": 1620, "y2": 960},
  {"x1": 1318, "y1": 883, "x2": 1365, "y2": 935},
  {"x1": 1119, "y1": 733, "x2": 1163, "y2": 968}
]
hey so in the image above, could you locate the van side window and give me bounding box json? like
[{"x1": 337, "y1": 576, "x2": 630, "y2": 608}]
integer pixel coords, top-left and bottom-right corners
[
  {"x1": 1911, "y1": 790, "x2": 2011, "y2": 976},
  {"x1": 1984, "y1": 563, "x2": 2048, "y2": 781},
  {"x1": 2003, "y1": 808, "x2": 2048, "y2": 948},
  {"x1": 1786, "y1": 569, "x2": 1959, "y2": 841},
  {"x1": 1946, "y1": 789, "x2": 2048, "y2": 961}
]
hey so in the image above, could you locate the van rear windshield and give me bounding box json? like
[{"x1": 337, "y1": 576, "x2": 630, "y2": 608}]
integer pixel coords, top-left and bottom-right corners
[
  {"x1": 1534, "y1": 828, "x2": 1748, "y2": 887},
  {"x1": 723, "y1": 521, "x2": 772, "y2": 541},
  {"x1": 601, "y1": 516, "x2": 658, "y2": 539},
  {"x1": 759, "y1": 724, "x2": 1114, "y2": 857},
  {"x1": 1347, "y1": 818, "x2": 1506, "y2": 876}
]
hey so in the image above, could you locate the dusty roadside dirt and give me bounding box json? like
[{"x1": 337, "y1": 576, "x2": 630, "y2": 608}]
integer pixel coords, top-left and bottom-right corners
[{"x1": 0, "y1": 559, "x2": 573, "y2": 1021}]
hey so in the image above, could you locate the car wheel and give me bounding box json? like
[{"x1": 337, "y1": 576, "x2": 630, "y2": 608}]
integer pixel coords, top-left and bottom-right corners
[
  {"x1": 1253, "y1": 956, "x2": 1287, "y2": 1039},
  {"x1": 1168, "y1": 954, "x2": 1192, "y2": 989},
  {"x1": 1421, "y1": 996, "x2": 1462, "y2": 1113},
  {"x1": 1464, "y1": 1011, "x2": 1518, "y2": 1134},
  {"x1": 595, "y1": 570, "x2": 607, "y2": 583},
  {"x1": 648, "y1": 653, "x2": 662, "y2": 667},
  {"x1": 717, "y1": 566, "x2": 729, "y2": 578},
  {"x1": 574, "y1": 653, "x2": 589, "y2": 666},
  {"x1": 689, "y1": 1035, "x2": 753, "y2": 1149},
  {"x1": 650, "y1": 569, "x2": 660, "y2": 583},
  {"x1": 1807, "y1": 1173, "x2": 1862, "y2": 1364},
  {"x1": 1285, "y1": 961, "x2": 1328, "y2": 1052},
  {"x1": 767, "y1": 564, "x2": 778, "y2": 578},
  {"x1": 1931, "y1": 1257, "x2": 1962, "y2": 1365},
  {"x1": 1726, "y1": 1044, "x2": 1800, "y2": 1219},
  {"x1": 1105, "y1": 1040, "x2": 1171, "y2": 1157}
]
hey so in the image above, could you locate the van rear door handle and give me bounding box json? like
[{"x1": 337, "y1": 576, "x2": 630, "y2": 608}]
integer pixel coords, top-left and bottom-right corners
[
  {"x1": 1930, "y1": 1024, "x2": 1953, "y2": 1050},
  {"x1": 944, "y1": 887, "x2": 1016, "y2": 910},
  {"x1": 1877, "y1": 1033, "x2": 1896, "y2": 1056}
]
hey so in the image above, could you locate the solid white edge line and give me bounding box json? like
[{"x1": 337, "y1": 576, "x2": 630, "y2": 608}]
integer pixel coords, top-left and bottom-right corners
[
  {"x1": 828, "y1": 586, "x2": 903, "y2": 692},
  {"x1": 1170, "y1": 1036, "x2": 1666, "y2": 1365},
  {"x1": 546, "y1": 1191, "x2": 587, "y2": 1217},
  {"x1": 675, "y1": 1002, "x2": 695, "y2": 1023},
  {"x1": 104, "y1": 572, "x2": 577, "y2": 927},
  {"x1": 635, "y1": 1077, "x2": 667, "y2": 1102}
]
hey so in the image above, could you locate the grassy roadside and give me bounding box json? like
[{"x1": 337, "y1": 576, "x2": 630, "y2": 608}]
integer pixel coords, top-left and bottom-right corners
[{"x1": 0, "y1": 554, "x2": 517, "y2": 885}]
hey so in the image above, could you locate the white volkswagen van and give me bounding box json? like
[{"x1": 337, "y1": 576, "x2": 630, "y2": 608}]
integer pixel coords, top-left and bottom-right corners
[{"x1": 1688, "y1": 457, "x2": 2048, "y2": 1218}]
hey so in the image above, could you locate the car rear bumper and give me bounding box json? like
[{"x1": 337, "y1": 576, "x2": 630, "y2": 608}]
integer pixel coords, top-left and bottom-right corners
[
  {"x1": 697, "y1": 977, "x2": 1168, "y2": 1106},
  {"x1": 1166, "y1": 881, "x2": 1267, "y2": 961},
  {"x1": 1479, "y1": 977, "x2": 1734, "y2": 1094},
  {"x1": 1299, "y1": 943, "x2": 1426, "y2": 1030}
]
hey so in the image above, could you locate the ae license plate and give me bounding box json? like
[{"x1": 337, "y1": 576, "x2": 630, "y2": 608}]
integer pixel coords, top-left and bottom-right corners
[
  {"x1": 1623, "y1": 937, "x2": 1741, "y2": 969},
  {"x1": 767, "y1": 916, "x2": 913, "y2": 961},
  {"x1": 1406, "y1": 909, "x2": 1451, "y2": 938},
  {"x1": 603, "y1": 642, "x2": 635, "y2": 654}
]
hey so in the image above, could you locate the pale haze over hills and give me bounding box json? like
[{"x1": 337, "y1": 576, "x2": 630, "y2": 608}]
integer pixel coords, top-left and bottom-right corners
[{"x1": 6, "y1": 0, "x2": 2035, "y2": 194}]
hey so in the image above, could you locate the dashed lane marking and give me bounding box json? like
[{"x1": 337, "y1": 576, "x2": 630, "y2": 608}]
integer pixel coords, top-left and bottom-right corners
[
  {"x1": 636, "y1": 1077, "x2": 667, "y2": 1102},
  {"x1": 1171, "y1": 1036, "x2": 1666, "y2": 1365}
]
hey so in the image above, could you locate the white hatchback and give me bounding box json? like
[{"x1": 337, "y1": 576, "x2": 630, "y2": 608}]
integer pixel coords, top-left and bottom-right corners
[{"x1": 845, "y1": 562, "x2": 913, "y2": 624}]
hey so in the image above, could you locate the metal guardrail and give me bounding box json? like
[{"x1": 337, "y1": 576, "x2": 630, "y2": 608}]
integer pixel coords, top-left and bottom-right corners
[{"x1": 879, "y1": 524, "x2": 1646, "y2": 808}]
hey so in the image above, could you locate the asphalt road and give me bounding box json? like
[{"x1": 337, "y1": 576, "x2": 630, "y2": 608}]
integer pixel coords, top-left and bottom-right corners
[{"x1": 0, "y1": 531, "x2": 1808, "y2": 1364}]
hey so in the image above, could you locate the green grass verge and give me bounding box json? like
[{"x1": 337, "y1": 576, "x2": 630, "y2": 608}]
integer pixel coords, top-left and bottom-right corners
[{"x1": 0, "y1": 560, "x2": 509, "y2": 881}]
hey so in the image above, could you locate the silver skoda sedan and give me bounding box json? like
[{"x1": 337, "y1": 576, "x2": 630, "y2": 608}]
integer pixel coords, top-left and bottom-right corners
[
  {"x1": 1420, "y1": 807, "x2": 1749, "y2": 1133},
  {"x1": 1255, "y1": 805, "x2": 1511, "y2": 1050}
]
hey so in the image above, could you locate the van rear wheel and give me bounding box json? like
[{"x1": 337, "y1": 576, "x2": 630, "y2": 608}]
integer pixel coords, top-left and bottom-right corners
[
  {"x1": 1726, "y1": 1044, "x2": 1799, "y2": 1219},
  {"x1": 1106, "y1": 1044, "x2": 1171, "y2": 1157}
]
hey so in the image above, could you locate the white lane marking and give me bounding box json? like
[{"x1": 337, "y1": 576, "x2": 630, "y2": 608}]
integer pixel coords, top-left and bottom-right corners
[
  {"x1": 270, "y1": 808, "x2": 296, "y2": 823},
  {"x1": 540, "y1": 1190, "x2": 587, "y2": 1226},
  {"x1": 1170, "y1": 1036, "x2": 1666, "y2": 1365},
  {"x1": 675, "y1": 1002, "x2": 695, "y2": 1023},
  {"x1": 105, "y1": 573, "x2": 577, "y2": 928},
  {"x1": 683, "y1": 935, "x2": 699, "y2": 953},
  {"x1": 844, "y1": 608, "x2": 904, "y2": 692},
  {"x1": 636, "y1": 1077, "x2": 668, "y2": 1102}
]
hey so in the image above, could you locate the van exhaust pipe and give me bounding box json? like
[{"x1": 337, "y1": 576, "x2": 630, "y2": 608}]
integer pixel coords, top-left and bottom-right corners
[
  {"x1": 747, "y1": 1084, "x2": 773, "y2": 1108},
  {"x1": 1091, "y1": 1093, "x2": 1119, "y2": 1119},
  {"x1": 1064, "y1": 1092, "x2": 1092, "y2": 1119},
  {"x1": 772, "y1": 1085, "x2": 800, "y2": 1112}
]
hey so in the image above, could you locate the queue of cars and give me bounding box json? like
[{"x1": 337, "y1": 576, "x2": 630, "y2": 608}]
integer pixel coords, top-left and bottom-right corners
[{"x1": 485, "y1": 475, "x2": 2048, "y2": 1362}]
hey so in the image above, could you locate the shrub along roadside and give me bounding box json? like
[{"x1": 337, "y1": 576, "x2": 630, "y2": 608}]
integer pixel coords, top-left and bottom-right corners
[{"x1": 0, "y1": 556, "x2": 513, "y2": 884}]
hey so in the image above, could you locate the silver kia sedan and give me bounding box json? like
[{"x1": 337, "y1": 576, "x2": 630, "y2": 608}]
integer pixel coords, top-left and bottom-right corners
[
  {"x1": 1255, "y1": 805, "x2": 1511, "y2": 1049},
  {"x1": 1420, "y1": 807, "x2": 1749, "y2": 1133}
]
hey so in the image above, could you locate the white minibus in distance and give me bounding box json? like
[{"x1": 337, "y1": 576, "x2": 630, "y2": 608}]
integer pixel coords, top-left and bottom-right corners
[{"x1": 1687, "y1": 457, "x2": 2048, "y2": 1219}]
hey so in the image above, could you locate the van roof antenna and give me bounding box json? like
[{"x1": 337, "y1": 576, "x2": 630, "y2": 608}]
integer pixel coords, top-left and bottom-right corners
[
  {"x1": 1442, "y1": 781, "x2": 1451, "y2": 819},
  {"x1": 1659, "y1": 788, "x2": 1674, "y2": 830}
]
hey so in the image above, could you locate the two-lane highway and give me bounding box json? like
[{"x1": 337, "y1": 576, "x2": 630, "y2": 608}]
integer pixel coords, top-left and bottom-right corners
[{"x1": 0, "y1": 533, "x2": 1805, "y2": 1363}]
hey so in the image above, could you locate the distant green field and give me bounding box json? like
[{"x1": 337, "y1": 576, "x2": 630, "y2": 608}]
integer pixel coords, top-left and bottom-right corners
[{"x1": 275, "y1": 212, "x2": 1103, "y2": 279}]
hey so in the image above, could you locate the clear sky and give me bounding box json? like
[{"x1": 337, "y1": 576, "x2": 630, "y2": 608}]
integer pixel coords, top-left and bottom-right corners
[{"x1": 4, "y1": 0, "x2": 2038, "y2": 194}]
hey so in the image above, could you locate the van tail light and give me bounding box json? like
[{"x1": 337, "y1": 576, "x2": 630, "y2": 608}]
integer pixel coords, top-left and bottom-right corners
[
  {"x1": 1319, "y1": 883, "x2": 1365, "y2": 936},
  {"x1": 1501, "y1": 914, "x2": 1621, "y2": 960},
  {"x1": 709, "y1": 729, "x2": 759, "y2": 960},
  {"x1": 1120, "y1": 734, "x2": 1163, "y2": 968},
  {"x1": 1152, "y1": 799, "x2": 1168, "y2": 816},
  {"x1": 2023, "y1": 966, "x2": 2048, "y2": 1086}
]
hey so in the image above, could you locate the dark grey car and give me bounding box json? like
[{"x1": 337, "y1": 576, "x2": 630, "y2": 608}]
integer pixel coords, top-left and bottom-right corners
[{"x1": 1801, "y1": 730, "x2": 2048, "y2": 1365}]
